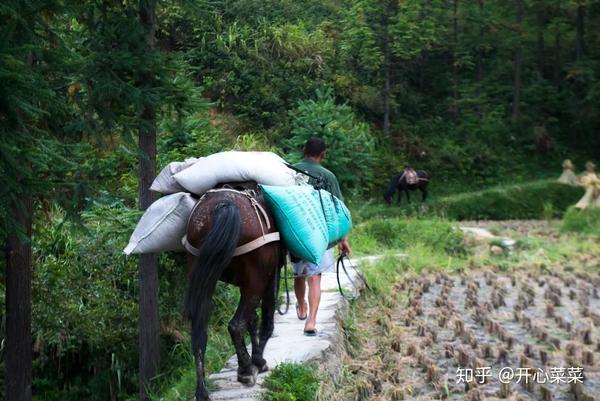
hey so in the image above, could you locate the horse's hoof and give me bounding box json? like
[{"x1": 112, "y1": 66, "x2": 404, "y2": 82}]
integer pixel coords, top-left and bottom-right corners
[
  {"x1": 237, "y1": 365, "x2": 258, "y2": 386},
  {"x1": 256, "y1": 362, "x2": 269, "y2": 373},
  {"x1": 252, "y1": 356, "x2": 269, "y2": 373}
]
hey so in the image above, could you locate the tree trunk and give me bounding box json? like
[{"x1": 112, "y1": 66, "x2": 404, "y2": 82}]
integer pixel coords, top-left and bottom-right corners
[
  {"x1": 451, "y1": 0, "x2": 459, "y2": 117},
  {"x1": 475, "y1": 0, "x2": 484, "y2": 118},
  {"x1": 536, "y1": 4, "x2": 545, "y2": 76},
  {"x1": 383, "y1": 45, "x2": 391, "y2": 137},
  {"x1": 575, "y1": 4, "x2": 585, "y2": 60},
  {"x1": 382, "y1": 1, "x2": 393, "y2": 137},
  {"x1": 138, "y1": 1, "x2": 160, "y2": 400},
  {"x1": 5, "y1": 195, "x2": 33, "y2": 401},
  {"x1": 553, "y1": 31, "x2": 561, "y2": 83},
  {"x1": 512, "y1": 0, "x2": 523, "y2": 121}
]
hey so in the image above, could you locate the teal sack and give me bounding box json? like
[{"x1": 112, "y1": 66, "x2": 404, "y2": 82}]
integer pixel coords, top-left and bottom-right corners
[
  {"x1": 260, "y1": 185, "x2": 352, "y2": 264},
  {"x1": 320, "y1": 191, "x2": 352, "y2": 246}
]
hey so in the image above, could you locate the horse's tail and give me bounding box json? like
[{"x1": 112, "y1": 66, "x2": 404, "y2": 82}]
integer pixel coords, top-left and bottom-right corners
[
  {"x1": 184, "y1": 200, "x2": 241, "y2": 350},
  {"x1": 384, "y1": 174, "x2": 401, "y2": 202}
]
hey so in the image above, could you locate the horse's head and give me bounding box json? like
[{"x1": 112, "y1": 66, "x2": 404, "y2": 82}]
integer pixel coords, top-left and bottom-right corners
[
  {"x1": 384, "y1": 175, "x2": 400, "y2": 205},
  {"x1": 383, "y1": 191, "x2": 393, "y2": 205}
]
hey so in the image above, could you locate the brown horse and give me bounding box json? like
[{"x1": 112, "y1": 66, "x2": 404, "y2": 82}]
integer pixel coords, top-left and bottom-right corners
[
  {"x1": 383, "y1": 170, "x2": 431, "y2": 205},
  {"x1": 183, "y1": 182, "x2": 283, "y2": 401}
]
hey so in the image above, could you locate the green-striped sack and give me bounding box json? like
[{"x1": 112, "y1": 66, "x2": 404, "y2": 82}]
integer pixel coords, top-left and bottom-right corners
[{"x1": 260, "y1": 185, "x2": 352, "y2": 264}]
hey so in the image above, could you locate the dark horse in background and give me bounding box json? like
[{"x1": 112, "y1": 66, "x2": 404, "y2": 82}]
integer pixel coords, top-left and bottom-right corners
[
  {"x1": 184, "y1": 182, "x2": 283, "y2": 401},
  {"x1": 383, "y1": 170, "x2": 431, "y2": 205}
]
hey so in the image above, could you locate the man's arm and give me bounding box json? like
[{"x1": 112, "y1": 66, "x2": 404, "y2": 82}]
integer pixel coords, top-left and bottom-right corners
[{"x1": 338, "y1": 237, "x2": 352, "y2": 256}]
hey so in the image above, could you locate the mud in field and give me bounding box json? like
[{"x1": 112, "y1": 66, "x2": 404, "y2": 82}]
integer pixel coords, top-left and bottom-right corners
[{"x1": 342, "y1": 268, "x2": 600, "y2": 401}]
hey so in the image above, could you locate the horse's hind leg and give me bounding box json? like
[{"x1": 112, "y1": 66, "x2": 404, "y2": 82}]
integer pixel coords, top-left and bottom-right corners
[
  {"x1": 229, "y1": 292, "x2": 260, "y2": 385},
  {"x1": 192, "y1": 319, "x2": 210, "y2": 401},
  {"x1": 406, "y1": 189, "x2": 411, "y2": 204},
  {"x1": 420, "y1": 186, "x2": 428, "y2": 202},
  {"x1": 252, "y1": 269, "x2": 277, "y2": 372}
]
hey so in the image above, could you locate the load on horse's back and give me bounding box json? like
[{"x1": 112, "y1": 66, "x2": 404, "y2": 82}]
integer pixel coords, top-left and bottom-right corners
[
  {"x1": 401, "y1": 166, "x2": 419, "y2": 185},
  {"x1": 383, "y1": 167, "x2": 431, "y2": 205}
]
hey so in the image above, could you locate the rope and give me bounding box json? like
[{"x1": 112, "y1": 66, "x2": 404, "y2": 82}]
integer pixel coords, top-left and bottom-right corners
[
  {"x1": 276, "y1": 260, "x2": 290, "y2": 315},
  {"x1": 336, "y1": 253, "x2": 370, "y2": 301}
]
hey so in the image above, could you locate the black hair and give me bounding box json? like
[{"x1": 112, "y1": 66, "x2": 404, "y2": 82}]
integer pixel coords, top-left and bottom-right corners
[{"x1": 303, "y1": 137, "x2": 327, "y2": 157}]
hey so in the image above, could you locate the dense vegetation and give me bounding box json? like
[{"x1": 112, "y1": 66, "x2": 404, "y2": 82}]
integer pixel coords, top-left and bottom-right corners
[{"x1": 1, "y1": 0, "x2": 599, "y2": 399}]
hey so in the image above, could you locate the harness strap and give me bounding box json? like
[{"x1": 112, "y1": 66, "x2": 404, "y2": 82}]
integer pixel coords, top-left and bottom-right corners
[
  {"x1": 182, "y1": 232, "x2": 280, "y2": 257},
  {"x1": 233, "y1": 232, "x2": 280, "y2": 256}
]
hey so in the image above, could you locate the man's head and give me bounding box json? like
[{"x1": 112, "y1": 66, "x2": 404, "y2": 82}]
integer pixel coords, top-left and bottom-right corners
[{"x1": 303, "y1": 137, "x2": 327, "y2": 162}]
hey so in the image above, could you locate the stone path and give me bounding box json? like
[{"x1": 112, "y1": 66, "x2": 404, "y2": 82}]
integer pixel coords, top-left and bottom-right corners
[{"x1": 207, "y1": 255, "x2": 385, "y2": 401}]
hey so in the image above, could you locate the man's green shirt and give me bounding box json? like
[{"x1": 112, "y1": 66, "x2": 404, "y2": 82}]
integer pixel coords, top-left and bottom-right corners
[{"x1": 294, "y1": 158, "x2": 344, "y2": 201}]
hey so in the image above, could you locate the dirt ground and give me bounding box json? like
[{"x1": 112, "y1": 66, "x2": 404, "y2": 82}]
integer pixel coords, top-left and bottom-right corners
[{"x1": 328, "y1": 221, "x2": 600, "y2": 401}]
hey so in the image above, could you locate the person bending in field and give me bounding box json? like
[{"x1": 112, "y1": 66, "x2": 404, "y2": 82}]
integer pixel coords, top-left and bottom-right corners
[{"x1": 293, "y1": 137, "x2": 352, "y2": 336}]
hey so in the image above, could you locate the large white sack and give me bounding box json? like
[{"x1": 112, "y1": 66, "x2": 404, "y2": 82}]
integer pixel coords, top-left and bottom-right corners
[
  {"x1": 123, "y1": 192, "x2": 197, "y2": 255},
  {"x1": 150, "y1": 157, "x2": 199, "y2": 194},
  {"x1": 173, "y1": 151, "x2": 297, "y2": 195}
]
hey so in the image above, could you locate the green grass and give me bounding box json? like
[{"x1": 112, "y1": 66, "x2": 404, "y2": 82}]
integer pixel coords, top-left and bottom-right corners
[
  {"x1": 351, "y1": 217, "x2": 466, "y2": 257},
  {"x1": 262, "y1": 363, "x2": 320, "y2": 401},
  {"x1": 561, "y1": 207, "x2": 600, "y2": 236},
  {"x1": 350, "y1": 179, "x2": 584, "y2": 222}
]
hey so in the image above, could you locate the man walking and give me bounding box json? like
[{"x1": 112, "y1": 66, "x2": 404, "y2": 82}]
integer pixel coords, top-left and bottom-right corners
[{"x1": 293, "y1": 137, "x2": 351, "y2": 336}]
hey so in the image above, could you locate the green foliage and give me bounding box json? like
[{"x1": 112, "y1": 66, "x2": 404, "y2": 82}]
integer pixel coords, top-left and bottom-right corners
[
  {"x1": 561, "y1": 207, "x2": 600, "y2": 237},
  {"x1": 262, "y1": 363, "x2": 319, "y2": 401},
  {"x1": 286, "y1": 88, "x2": 376, "y2": 193},
  {"x1": 433, "y1": 180, "x2": 584, "y2": 220}
]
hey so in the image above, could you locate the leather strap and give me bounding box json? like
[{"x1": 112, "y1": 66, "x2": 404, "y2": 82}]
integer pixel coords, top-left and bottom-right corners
[
  {"x1": 182, "y1": 232, "x2": 280, "y2": 257},
  {"x1": 233, "y1": 232, "x2": 280, "y2": 256}
]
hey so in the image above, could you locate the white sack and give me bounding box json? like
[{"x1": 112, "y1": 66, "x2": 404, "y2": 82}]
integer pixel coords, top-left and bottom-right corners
[
  {"x1": 173, "y1": 151, "x2": 297, "y2": 195},
  {"x1": 150, "y1": 157, "x2": 199, "y2": 194},
  {"x1": 124, "y1": 192, "x2": 197, "y2": 255}
]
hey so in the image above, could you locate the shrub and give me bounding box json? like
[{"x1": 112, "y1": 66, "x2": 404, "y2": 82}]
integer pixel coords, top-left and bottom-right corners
[
  {"x1": 432, "y1": 180, "x2": 583, "y2": 220},
  {"x1": 561, "y1": 207, "x2": 600, "y2": 236},
  {"x1": 262, "y1": 363, "x2": 319, "y2": 401},
  {"x1": 285, "y1": 88, "x2": 376, "y2": 194}
]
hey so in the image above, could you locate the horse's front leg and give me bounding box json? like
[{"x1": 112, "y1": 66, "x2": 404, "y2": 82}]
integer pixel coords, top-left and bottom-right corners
[
  {"x1": 229, "y1": 292, "x2": 259, "y2": 386},
  {"x1": 252, "y1": 270, "x2": 277, "y2": 372},
  {"x1": 406, "y1": 189, "x2": 411, "y2": 204},
  {"x1": 420, "y1": 186, "x2": 428, "y2": 203},
  {"x1": 396, "y1": 189, "x2": 402, "y2": 205}
]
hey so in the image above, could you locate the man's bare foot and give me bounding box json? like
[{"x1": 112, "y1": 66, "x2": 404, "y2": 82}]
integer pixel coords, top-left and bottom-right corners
[
  {"x1": 304, "y1": 320, "x2": 318, "y2": 336},
  {"x1": 296, "y1": 301, "x2": 307, "y2": 320},
  {"x1": 304, "y1": 319, "x2": 317, "y2": 332}
]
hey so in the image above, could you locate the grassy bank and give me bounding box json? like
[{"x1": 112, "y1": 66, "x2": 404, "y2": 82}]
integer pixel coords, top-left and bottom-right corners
[
  {"x1": 351, "y1": 179, "x2": 584, "y2": 222},
  {"x1": 561, "y1": 207, "x2": 600, "y2": 237}
]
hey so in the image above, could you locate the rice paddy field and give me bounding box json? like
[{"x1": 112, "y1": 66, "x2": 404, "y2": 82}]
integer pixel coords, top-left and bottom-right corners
[{"x1": 316, "y1": 219, "x2": 600, "y2": 401}]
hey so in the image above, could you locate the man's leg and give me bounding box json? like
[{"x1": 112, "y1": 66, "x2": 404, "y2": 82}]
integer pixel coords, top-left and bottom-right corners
[
  {"x1": 304, "y1": 273, "x2": 321, "y2": 332},
  {"x1": 294, "y1": 277, "x2": 307, "y2": 318}
]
